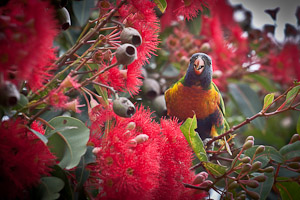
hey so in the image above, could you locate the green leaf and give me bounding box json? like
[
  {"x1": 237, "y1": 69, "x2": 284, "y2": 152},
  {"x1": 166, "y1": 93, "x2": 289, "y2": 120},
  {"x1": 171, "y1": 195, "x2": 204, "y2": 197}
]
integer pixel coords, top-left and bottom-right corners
[
  {"x1": 14, "y1": 94, "x2": 28, "y2": 110},
  {"x1": 51, "y1": 165, "x2": 74, "y2": 200},
  {"x1": 28, "y1": 128, "x2": 48, "y2": 144},
  {"x1": 202, "y1": 161, "x2": 227, "y2": 177},
  {"x1": 249, "y1": 172, "x2": 274, "y2": 200},
  {"x1": 263, "y1": 93, "x2": 275, "y2": 110},
  {"x1": 285, "y1": 85, "x2": 300, "y2": 107},
  {"x1": 248, "y1": 74, "x2": 277, "y2": 92},
  {"x1": 297, "y1": 115, "x2": 300, "y2": 135},
  {"x1": 154, "y1": 0, "x2": 167, "y2": 13},
  {"x1": 72, "y1": 0, "x2": 95, "y2": 27},
  {"x1": 279, "y1": 141, "x2": 300, "y2": 161},
  {"x1": 37, "y1": 177, "x2": 64, "y2": 200},
  {"x1": 228, "y1": 83, "x2": 265, "y2": 130},
  {"x1": 180, "y1": 115, "x2": 208, "y2": 162},
  {"x1": 276, "y1": 177, "x2": 300, "y2": 200},
  {"x1": 45, "y1": 116, "x2": 90, "y2": 169},
  {"x1": 244, "y1": 145, "x2": 283, "y2": 168}
]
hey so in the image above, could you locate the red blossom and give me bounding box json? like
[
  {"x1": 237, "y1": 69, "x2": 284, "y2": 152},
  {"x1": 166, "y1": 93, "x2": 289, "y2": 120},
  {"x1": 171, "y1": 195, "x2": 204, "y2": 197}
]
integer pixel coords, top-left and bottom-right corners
[
  {"x1": 0, "y1": 0, "x2": 58, "y2": 91},
  {"x1": 0, "y1": 119, "x2": 56, "y2": 199},
  {"x1": 48, "y1": 90, "x2": 69, "y2": 109}
]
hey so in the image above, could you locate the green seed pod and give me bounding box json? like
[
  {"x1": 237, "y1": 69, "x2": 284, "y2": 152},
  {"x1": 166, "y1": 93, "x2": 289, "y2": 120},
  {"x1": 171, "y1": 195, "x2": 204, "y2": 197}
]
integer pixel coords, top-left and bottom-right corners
[
  {"x1": 141, "y1": 78, "x2": 161, "y2": 100},
  {"x1": 113, "y1": 97, "x2": 136, "y2": 118},
  {"x1": 261, "y1": 166, "x2": 275, "y2": 173},
  {"x1": 0, "y1": 81, "x2": 20, "y2": 107},
  {"x1": 120, "y1": 27, "x2": 142, "y2": 47},
  {"x1": 56, "y1": 7, "x2": 71, "y2": 30},
  {"x1": 241, "y1": 163, "x2": 252, "y2": 174},
  {"x1": 240, "y1": 156, "x2": 251, "y2": 163},
  {"x1": 255, "y1": 145, "x2": 265, "y2": 154},
  {"x1": 253, "y1": 175, "x2": 267, "y2": 182},
  {"x1": 228, "y1": 181, "x2": 239, "y2": 190},
  {"x1": 287, "y1": 162, "x2": 300, "y2": 170},
  {"x1": 115, "y1": 43, "x2": 137, "y2": 65},
  {"x1": 246, "y1": 190, "x2": 260, "y2": 199},
  {"x1": 244, "y1": 179, "x2": 259, "y2": 188},
  {"x1": 251, "y1": 161, "x2": 262, "y2": 172},
  {"x1": 290, "y1": 134, "x2": 300, "y2": 144},
  {"x1": 242, "y1": 140, "x2": 254, "y2": 150}
]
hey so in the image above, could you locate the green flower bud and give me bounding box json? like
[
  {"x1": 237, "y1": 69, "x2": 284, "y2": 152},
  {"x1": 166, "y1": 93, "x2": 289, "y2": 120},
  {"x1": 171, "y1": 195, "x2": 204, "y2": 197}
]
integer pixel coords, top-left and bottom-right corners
[
  {"x1": 242, "y1": 140, "x2": 254, "y2": 150},
  {"x1": 253, "y1": 175, "x2": 267, "y2": 182},
  {"x1": 290, "y1": 134, "x2": 300, "y2": 144},
  {"x1": 244, "y1": 180, "x2": 259, "y2": 188},
  {"x1": 255, "y1": 145, "x2": 265, "y2": 154},
  {"x1": 228, "y1": 181, "x2": 239, "y2": 190},
  {"x1": 245, "y1": 136, "x2": 255, "y2": 142},
  {"x1": 251, "y1": 161, "x2": 262, "y2": 172},
  {"x1": 241, "y1": 163, "x2": 252, "y2": 173},
  {"x1": 261, "y1": 166, "x2": 275, "y2": 173},
  {"x1": 246, "y1": 190, "x2": 260, "y2": 199},
  {"x1": 287, "y1": 162, "x2": 300, "y2": 170},
  {"x1": 240, "y1": 156, "x2": 251, "y2": 163},
  {"x1": 115, "y1": 43, "x2": 137, "y2": 65},
  {"x1": 113, "y1": 97, "x2": 136, "y2": 118},
  {"x1": 120, "y1": 27, "x2": 142, "y2": 47}
]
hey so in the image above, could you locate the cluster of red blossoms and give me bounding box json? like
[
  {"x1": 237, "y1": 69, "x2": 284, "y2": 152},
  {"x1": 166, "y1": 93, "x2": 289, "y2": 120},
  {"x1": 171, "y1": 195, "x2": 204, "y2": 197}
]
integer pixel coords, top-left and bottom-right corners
[
  {"x1": 0, "y1": 120, "x2": 56, "y2": 199},
  {"x1": 87, "y1": 105, "x2": 208, "y2": 200},
  {"x1": 0, "y1": 0, "x2": 58, "y2": 91}
]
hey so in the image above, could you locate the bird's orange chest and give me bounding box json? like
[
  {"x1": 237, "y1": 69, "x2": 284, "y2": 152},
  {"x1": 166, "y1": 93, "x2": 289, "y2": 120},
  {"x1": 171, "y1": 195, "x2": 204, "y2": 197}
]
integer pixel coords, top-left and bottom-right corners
[{"x1": 165, "y1": 82, "x2": 220, "y2": 120}]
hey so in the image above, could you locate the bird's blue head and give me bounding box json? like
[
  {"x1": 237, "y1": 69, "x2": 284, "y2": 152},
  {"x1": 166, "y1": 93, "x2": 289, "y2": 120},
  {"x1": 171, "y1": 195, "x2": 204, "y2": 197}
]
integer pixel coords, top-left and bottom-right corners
[{"x1": 184, "y1": 53, "x2": 212, "y2": 89}]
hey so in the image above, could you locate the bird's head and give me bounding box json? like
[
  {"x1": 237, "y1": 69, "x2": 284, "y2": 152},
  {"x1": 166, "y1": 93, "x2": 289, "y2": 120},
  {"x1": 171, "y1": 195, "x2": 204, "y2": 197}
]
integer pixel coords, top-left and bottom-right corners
[{"x1": 184, "y1": 53, "x2": 212, "y2": 89}]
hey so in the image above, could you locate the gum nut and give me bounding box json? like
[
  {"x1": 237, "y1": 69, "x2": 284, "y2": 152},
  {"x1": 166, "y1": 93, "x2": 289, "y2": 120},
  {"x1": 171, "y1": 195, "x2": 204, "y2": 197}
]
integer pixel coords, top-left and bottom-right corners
[
  {"x1": 56, "y1": 7, "x2": 71, "y2": 30},
  {"x1": 113, "y1": 97, "x2": 136, "y2": 118},
  {"x1": 141, "y1": 78, "x2": 160, "y2": 99},
  {"x1": 153, "y1": 95, "x2": 167, "y2": 116},
  {"x1": 0, "y1": 81, "x2": 20, "y2": 107},
  {"x1": 134, "y1": 134, "x2": 149, "y2": 144},
  {"x1": 120, "y1": 27, "x2": 142, "y2": 47},
  {"x1": 115, "y1": 43, "x2": 137, "y2": 65}
]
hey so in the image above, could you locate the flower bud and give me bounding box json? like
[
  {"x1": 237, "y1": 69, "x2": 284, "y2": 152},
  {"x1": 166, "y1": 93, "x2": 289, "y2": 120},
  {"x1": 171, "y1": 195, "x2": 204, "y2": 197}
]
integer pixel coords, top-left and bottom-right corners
[
  {"x1": 236, "y1": 194, "x2": 246, "y2": 200},
  {"x1": 251, "y1": 161, "x2": 262, "y2": 172},
  {"x1": 0, "y1": 81, "x2": 20, "y2": 107},
  {"x1": 56, "y1": 7, "x2": 71, "y2": 30},
  {"x1": 120, "y1": 27, "x2": 142, "y2": 47},
  {"x1": 260, "y1": 166, "x2": 275, "y2": 173},
  {"x1": 199, "y1": 180, "x2": 213, "y2": 188},
  {"x1": 253, "y1": 175, "x2": 267, "y2": 182},
  {"x1": 228, "y1": 181, "x2": 239, "y2": 190},
  {"x1": 240, "y1": 179, "x2": 259, "y2": 188},
  {"x1": 134, "y1": 134, "x2": 149, "y2": 144},
  {"x1": 115, "y1": 43, "x2": 137, "y2": 65},
  {"x1": 290, "y1": 134, "x2": 300, "y2": 144},
  {"x1": 141, "y1": 78, "x2": 161, "y2": 100},
  {"x1": 126, "y1": 122, "x2": 136, "y2": 130},
  {"x1": 242, "y1": 140, "x2": 254, "y2": 150},
  {"x1": 246, "y1": 190, "x2": 260, "y2": 199},
  {"x1": 92, "y1": 147, "x2": 101, "y2": 154},
  {"x1": 241, "y1": 163, "x2": 252, "y2": 173},
  {"x1": 245, "y1": 136, "x2": 254, "y2": 142},
  {"x1": 152, "y1": 95, "x2": 167, "y2": 116},
  {"x1": 240, "y1": 156, "x2": 251, "y2": 163},
  {"x1": 113, "y1": 97, "x2": 136, "y2": 118},
  {"x1": 192, "y1": 172, "x2": 208, "y2": 185},
  {"x1": 255, "y1": 145, "x2": 265, "y2": 154}
]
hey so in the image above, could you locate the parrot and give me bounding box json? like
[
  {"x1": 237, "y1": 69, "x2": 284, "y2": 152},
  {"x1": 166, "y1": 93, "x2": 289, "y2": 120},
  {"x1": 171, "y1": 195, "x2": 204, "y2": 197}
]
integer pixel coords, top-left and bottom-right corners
[{"x1": 164, "y1": 53, "x2": 229, "y2": 141}]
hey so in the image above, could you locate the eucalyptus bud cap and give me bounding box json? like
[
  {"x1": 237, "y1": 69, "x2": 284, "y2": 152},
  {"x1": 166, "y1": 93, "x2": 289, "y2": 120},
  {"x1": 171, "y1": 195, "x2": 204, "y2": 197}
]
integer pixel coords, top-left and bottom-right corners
[
  {"x1": 134, "y1": 134, "x2": 149, "y2": 144},
  {"x1": 251, "y1": 161, "x2": 262, "y2": 172},
  {"x1": 0, "y1": 81, "x2": 20, "y2": 107},
  {"x1": 240, "y1": 156, "x2": 251, "y2": 163},
  {"x1": 255, "y1": 145, "x2": 265, "y2": 154},
  {"x1": 242, "y1": 140, "x2": 254, "y2": 150},
  {"x1": 290, "y1": 134, "x2": 300, "y2": 144},
  {"x1": 120, "y1": 27, "x2": 142, "y2": 47},
  {"x1": 245, "y1": 136, "x2": 255, "y2": 142},
  {"x1": 253, "y1": 175, "x2": 267, "y2": 182},
  {"x1": 126, "y1": 122, "x2": 136, "y2": 130},
  {"x1": 92, "y1": 147, "x2": 101, "y2": 154},
  {"x1": 113, "y1": 97, "x2": 136, "y2": 118},
  {"x1": 56, "y1": 7, "x2": 71, "y2": 30},
  {"x1": 115, "y1": 43, "x2": 137, "y2": 65},
  {"x1": 246, "y1": 190, "x2": 260, "y2": 199},
  {"x1": 228, "y1": 181, "x2": 239, "y2": 190}
]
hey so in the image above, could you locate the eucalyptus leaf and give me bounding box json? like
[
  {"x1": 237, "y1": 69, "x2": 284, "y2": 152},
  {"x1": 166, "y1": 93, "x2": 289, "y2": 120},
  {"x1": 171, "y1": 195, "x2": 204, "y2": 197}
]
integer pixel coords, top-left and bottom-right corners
[
  {"x1": 228, "y1": 83, "x2": 265, "y2": 131},
  {"x1": 248, "y1": 74, "x2": 277, "y2": 92},
  {"x1": 28, "y1": 128, "x2": 48, "y2": 144},
  {"x1": 249, "y1": 172, "x2": 274, "y2": 200},
  {"x1": 37, "y1": 177, "x2": 64, "y2": 200},
  {"x1": 154, "y1": 0, "x2": 167, "y2": 13},
  {"x1": 297, "y1": 115, "x2": 300, "y2": 135},
  {"x1": 45, "y1": 116, "x2": 90, "y2": 169},
  {"x1": 279, "y1": 141, "x2": 300, "y2": 161},
  {"x1": 180, "y1": 115, "x2": 208, "y2": 162},
  {"x1": 263, "y1": 93, "x2": 274, "y2": 110},
  {"x1": 202, "y1": 161, "x2": 227, "y2": 177},
  {"x1": 276, "y1": 177, "x2": 300, "y2": 200},
  {"x1": 51, "y1": 165, "x2": 74, "y2": 200}
]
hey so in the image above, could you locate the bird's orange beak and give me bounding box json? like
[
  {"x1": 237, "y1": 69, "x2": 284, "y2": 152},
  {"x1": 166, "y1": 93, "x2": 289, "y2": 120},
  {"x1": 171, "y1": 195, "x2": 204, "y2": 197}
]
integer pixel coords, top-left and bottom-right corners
[{"x1": 193, "y1": 57, "x2": 205, "y2": 75}]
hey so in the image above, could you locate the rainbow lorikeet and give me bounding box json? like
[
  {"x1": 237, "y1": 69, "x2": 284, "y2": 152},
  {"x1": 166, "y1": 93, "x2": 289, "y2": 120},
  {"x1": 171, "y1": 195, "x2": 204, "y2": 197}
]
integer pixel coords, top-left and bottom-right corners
[{"x1": 164, "y1": 53, "x2": 229, "y2": 140}]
